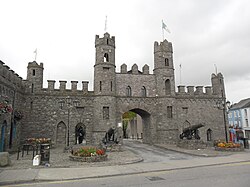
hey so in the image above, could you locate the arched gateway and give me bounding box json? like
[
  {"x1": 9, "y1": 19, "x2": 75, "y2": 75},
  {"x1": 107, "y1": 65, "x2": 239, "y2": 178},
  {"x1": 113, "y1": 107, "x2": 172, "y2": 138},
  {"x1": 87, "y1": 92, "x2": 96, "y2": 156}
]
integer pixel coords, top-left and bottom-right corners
[{"x1": 120, "y1": 108, "x2": 152, "y2": 144}]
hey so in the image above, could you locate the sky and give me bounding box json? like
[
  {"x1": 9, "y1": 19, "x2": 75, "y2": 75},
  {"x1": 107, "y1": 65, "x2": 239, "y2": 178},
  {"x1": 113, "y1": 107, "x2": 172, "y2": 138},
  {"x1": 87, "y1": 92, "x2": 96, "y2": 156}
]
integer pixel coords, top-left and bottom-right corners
[{"x1": 1, "y1": 0, "x2": 250, "y2": 104}]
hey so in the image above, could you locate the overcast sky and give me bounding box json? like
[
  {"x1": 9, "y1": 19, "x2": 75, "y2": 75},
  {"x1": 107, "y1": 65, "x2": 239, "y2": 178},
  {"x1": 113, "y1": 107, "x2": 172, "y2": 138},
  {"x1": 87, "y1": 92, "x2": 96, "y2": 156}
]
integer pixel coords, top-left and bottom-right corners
[{"x1": 1, "y1": 0, "x2": 250, "y2": 103}]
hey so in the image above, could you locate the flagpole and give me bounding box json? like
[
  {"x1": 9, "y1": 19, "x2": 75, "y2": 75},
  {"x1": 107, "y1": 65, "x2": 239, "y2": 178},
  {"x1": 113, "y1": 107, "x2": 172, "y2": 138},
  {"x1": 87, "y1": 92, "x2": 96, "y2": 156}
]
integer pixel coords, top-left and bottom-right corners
[
  {"x1": 214, "y1": 64, "x2": 218, "y2": 74},
  {"x1": 179, "y1": 64, "x2": 182, "y2": 85},
  {"x1": 34, "y1": 48, "x2": 37, "y2": 61},
  {"x1": 104, "y1": 15, "x2": 107, "y2": 32},
  {"x1": 162, "y1": 20, "x2": 164, "y2": 41}
]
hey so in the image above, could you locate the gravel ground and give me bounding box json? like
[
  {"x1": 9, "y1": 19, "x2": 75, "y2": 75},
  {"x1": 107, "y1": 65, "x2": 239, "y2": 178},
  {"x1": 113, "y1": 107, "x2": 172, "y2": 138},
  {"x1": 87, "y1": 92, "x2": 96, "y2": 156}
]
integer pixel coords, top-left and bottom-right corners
[{"x1": 3, "y1": 145, "x2": 143, "y2": 170}]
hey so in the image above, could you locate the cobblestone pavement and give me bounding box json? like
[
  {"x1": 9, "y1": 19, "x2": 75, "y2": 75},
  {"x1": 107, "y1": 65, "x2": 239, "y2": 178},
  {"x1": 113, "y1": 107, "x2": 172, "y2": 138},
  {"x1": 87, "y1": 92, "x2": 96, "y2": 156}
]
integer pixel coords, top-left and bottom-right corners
[{"x1": 3, "y1": 146, "x2": 143, "y2": 170}]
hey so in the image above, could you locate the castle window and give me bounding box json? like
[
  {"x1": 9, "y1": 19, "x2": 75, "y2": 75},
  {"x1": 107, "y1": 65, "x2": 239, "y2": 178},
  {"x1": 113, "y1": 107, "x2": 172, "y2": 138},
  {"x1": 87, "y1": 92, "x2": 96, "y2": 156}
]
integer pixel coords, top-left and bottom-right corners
[
  {"x1": 59, "y1": 101, "x2": 64, "y2": 109},
  {"x1": 30, "y1": 101, "x2": 33, "y2": 109},
  {"x1": 32, "y1": 69, "x2": 36, "y2": 76},
  {"x1": 126, "y1": 86, "x2": 132, "y2": 96},
  {"x1": 103, "y1": 106, "x2": 109, "y2": 119},
  {"x1": 31, "y1": 83, "x2": 34, "y2": 93},
  {"x1": 207, "y1": 129, "x2": 213, "y2": 141},
  {"x1": 73, "y1": 101, "x2": 79, "y2": 107},
  {"x1": 104, "y1": 53, "x2": 109, "y2": 62},
  {"x1": 107, "y1": 39, "x2": 109, "y2": 45},
  {"x1": 100, "y1": 81, "x2": 102, "y2": 92},
  {"x1": 165, "y1": 79, "x2": 171, "y2": 95},
  {"x1": 167, "y1": 106, "x2": 173, "y2": 118},
  {"x1": 165, "y1": 58, "x2": 169, "y2": 66},
  {"x1": 111, "y1": 81, "x2": 113, "y2": 92},
  {"x1": 141, "y1": 86, "x2": 146, "y2": 97},
  {"x1": 103, "y1": 67, "x2": 110, "y2": 71},
  {"x1": 182, "y1": 107, "x2": 188, "y2": 114}
]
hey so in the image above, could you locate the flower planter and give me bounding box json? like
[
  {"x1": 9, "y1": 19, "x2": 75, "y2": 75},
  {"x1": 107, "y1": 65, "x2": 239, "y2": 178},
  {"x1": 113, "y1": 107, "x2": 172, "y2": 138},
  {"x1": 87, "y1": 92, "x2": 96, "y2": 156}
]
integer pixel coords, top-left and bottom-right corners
[
  {"x1": 215, "y1": 146, "x2": 244, "y2": 152},
  {"x1": 69, "y1": 154, "x2": 108, "y2": 162}
]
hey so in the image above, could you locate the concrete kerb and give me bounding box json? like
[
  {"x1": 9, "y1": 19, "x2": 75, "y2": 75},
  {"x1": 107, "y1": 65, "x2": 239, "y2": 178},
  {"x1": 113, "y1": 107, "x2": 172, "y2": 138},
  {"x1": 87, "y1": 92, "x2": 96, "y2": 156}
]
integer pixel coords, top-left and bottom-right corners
[{"x1": 1, "y1": 158, "x2": 250, "y2": 186}]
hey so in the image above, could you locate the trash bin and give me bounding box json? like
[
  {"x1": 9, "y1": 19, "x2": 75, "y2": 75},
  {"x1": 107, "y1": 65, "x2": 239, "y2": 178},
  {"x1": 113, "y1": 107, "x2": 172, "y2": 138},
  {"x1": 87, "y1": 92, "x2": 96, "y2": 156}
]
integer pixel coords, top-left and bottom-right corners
[
  {"x1": 242, "y1": 138, "x2": 249, "y2": 149},
  {"x1": 40, "y1": 144, "x2": 50, "y2": 164}
]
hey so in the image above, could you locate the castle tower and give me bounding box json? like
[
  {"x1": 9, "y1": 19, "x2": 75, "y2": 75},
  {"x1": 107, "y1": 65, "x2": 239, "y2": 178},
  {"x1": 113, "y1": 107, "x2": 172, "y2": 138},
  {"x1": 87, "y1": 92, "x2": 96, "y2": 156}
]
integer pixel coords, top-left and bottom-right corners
[
  {"x1": 153, "y1": 40, "x2": 175, "y2": 96},
  {"x1": 26, "y1": 61, "x2": 44, "y2": 93},
  {"x1": 211, "y1": 73, "x2": 226, "y2": 97},
  {"x1": 94, "y1": 33, "x2": 116, "y2": 95}
]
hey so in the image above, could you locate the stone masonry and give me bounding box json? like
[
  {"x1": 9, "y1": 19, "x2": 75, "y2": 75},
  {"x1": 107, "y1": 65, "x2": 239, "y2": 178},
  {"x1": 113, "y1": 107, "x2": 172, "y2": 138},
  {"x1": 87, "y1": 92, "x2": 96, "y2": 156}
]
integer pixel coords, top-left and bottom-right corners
[{"x1": 0, "y1": 32, "x2": 227, "y2": 152}]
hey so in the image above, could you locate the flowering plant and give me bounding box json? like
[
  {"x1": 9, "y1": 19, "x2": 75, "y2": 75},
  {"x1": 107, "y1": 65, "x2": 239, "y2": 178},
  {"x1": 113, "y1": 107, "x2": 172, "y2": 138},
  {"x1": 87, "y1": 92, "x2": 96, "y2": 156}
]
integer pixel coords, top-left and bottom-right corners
[
  {"x1": 72, "y1": 147, "x2": 105, "y2": 157},
  {"x1": 216, "y1": 141, "x2": 241, "y2": 148},
  {"x1": 27, "y1": 138, "x2": 51, "y2": 144},
  {"x1": 0, "y1": 101, "x2": 13, "y2": 114}
]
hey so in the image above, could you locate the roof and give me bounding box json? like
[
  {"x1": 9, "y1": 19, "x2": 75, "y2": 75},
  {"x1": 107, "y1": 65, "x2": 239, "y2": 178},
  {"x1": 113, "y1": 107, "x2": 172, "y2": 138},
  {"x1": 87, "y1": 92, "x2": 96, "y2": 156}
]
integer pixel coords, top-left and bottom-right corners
[{"x1": 230, "y1": 98, "x2": 250, "y2": 110}]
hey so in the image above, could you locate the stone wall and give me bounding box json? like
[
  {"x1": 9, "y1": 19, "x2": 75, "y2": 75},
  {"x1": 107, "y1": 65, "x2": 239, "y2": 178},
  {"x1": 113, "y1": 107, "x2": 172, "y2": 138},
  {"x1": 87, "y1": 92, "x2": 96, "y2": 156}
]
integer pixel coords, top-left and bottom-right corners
[{"x1": 0, "y1": 61, "x2": 25, "y2": 152}]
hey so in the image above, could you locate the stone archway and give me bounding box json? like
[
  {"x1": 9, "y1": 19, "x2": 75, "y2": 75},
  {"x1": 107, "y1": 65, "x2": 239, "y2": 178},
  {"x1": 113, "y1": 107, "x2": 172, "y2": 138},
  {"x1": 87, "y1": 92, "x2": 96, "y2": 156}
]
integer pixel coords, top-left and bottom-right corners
[
  {"x1": 122, "y1": 108, "x2": 152, "y2": 144},
  {"x1": 75, "y1": 123, "x2": 86, "y2": 144},
  {"x1": 56, "y1": 121, "x2": 67, "y2": 146}
]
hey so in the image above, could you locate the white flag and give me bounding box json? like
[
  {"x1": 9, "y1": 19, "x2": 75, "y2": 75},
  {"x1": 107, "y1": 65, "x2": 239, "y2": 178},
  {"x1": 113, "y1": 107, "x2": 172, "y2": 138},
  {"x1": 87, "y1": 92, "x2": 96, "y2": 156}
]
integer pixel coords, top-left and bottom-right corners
[{"x1": 162, "y1": 20, "x2": 170, "y2": 33}]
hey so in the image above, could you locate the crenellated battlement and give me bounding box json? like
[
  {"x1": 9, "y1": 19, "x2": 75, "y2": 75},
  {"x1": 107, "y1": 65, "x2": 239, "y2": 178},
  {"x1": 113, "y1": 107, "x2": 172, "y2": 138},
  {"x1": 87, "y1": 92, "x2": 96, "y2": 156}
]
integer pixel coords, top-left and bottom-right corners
[
  {"x1": 46, "y1": 80, "x2": 89, "y2": 93},
  {"x1": 95, "y1": 32, "x2": 115, "y2": 48},
  {"x1": 120, "y1": 63, "x2": 150, "y2": 75},
  {"x1": 0, "y1": 60, "x2": 24, "y2": 88},
  {"x1": 154, "y1": 40, "x2": 173, "y2": 53},
  {"x1": 176, "y1": 85, "x2": 213, "y2": 96}
]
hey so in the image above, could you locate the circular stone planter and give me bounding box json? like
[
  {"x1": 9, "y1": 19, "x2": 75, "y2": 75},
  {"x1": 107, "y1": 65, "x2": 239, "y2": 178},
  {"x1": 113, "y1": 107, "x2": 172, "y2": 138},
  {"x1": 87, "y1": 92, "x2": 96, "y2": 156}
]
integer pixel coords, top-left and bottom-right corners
[
  {"x1": 215, "y1": 146, "x2": 244, "y2": 152},
  {"x1": 69, "y1": 154, "x2": 108, "y2": 162}
]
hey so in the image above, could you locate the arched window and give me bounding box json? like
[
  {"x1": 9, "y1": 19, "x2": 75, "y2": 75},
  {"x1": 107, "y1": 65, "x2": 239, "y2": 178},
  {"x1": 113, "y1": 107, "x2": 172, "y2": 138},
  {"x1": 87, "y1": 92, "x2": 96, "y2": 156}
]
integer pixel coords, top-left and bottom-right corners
[
  {"x1": 104, "y1": 53, "x2": 109, "y2": 62},
  {"x1": 141, "y1": 86, "x2": 146, "y2": 97},
  {"x1": 126, "y1": 86, "x2": 132, "y2": 96},
  {"x1": 207, "y1": 129, "x2": 213, "y2": 141},
  {"x1": 165, "y1": 58, "x2": 169, "y2": 66},
  {"x1": 165, "y1": 79, "x2": 171, "y2": 95}
]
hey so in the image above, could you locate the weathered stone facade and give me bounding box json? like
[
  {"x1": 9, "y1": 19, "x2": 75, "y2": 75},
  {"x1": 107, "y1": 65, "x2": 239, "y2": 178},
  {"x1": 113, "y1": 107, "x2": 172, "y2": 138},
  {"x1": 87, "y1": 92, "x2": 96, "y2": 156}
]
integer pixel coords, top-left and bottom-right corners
[{"x1": 0, "y1": 32, "x2": 228, "y2": 151}]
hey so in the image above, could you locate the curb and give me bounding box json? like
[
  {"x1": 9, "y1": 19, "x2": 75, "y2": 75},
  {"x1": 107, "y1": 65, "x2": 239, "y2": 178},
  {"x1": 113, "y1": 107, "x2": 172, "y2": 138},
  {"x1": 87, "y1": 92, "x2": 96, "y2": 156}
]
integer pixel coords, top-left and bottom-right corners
[{"x1": 1, "y1": 160, "x2": 250, "y2": 186}]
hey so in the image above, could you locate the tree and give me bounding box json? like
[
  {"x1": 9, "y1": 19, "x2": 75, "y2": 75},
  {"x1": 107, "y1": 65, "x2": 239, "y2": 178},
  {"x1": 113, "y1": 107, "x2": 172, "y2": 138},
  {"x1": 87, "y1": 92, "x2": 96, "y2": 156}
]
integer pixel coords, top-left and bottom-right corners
[{"x1": 122, "y1": 111, "x2": 136, "y2": 138}]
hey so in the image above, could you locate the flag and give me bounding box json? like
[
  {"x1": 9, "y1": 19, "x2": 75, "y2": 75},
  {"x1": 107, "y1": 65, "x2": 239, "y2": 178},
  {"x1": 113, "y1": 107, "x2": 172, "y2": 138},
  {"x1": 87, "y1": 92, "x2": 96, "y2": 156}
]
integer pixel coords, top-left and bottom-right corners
[
  {"x1": 162, "y1": 20, "x2": 170, "y2": 33},
  {"x1": 33, "y1": 48, "x2": 37, "y2": 61}
]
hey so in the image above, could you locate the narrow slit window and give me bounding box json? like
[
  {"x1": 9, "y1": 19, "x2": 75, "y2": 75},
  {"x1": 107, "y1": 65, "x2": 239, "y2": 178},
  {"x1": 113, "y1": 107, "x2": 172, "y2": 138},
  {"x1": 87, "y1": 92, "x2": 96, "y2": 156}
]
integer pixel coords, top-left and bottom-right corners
[
  {"x1": 100, "y1": 81, "x2": 102, "y2": 92},
  {"x1": 167, "y1": 106, "x2": 173, "y2": 118},
  {"x1": 103, "y1": 106, "x2": 109, "y2": 119},
  {"x1": 31, "y1": 83, "x2": 34, "y2": 93},
  {"x1": 165, "y1": 58, "x2": 169, "y2": 66}
]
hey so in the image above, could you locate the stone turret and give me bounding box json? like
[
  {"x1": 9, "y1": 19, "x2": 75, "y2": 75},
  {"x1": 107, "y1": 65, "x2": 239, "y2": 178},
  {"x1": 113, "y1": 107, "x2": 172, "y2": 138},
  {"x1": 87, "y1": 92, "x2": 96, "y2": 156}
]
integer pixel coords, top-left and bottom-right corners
[
  {"x1": 211, "y1": 73, "x2": 225, "y2": 97},
  {"x1": 94, "y1": 32, "x2": 116, "y2": 95},
  {"x1": 153, "y1": 40, "x2": 175, "y2": 96},
  {"x1": 26, "y1": 61, "x2": 44, "y2": 93}
]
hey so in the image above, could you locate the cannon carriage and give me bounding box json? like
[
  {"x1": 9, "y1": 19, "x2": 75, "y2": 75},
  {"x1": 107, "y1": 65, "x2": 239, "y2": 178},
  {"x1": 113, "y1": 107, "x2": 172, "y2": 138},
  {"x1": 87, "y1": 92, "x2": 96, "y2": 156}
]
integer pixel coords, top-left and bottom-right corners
[{"x1": 179, "y1": 124, "x2": 204, "y2": 140}]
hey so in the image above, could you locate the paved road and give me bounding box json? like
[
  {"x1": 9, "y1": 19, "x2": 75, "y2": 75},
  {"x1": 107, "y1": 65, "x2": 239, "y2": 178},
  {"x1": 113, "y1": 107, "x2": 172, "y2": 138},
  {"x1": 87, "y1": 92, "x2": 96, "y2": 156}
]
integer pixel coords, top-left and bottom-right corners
[
  {"x1": 9, "y1": 161, "x2": 250, "y2": 187},
  {"x1": 123, "y1": 139, "x2": 195, "y2": 162}
]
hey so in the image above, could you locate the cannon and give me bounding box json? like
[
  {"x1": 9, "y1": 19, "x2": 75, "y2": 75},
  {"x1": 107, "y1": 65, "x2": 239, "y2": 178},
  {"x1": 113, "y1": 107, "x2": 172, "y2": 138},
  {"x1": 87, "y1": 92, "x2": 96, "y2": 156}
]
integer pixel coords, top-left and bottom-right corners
[
  {"x1": 179, "y1": 124, "x2": 204, "y2": 140},
  {"x1": 102, "y1": 127, "x2": 119, "y2": 145}
]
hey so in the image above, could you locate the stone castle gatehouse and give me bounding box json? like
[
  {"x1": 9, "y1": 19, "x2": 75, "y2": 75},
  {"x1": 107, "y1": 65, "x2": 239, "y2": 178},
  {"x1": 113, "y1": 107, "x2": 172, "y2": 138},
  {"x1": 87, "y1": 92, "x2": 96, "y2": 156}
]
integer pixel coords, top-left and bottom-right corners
[{"x1": 0, "y1": 32, "x2": 227, "y2": 151}]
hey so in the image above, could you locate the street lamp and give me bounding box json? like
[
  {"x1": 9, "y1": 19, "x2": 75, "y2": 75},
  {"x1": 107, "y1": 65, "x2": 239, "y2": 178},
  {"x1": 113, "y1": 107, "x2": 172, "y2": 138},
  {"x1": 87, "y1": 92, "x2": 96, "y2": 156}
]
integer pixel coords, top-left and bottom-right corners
[
  {"x1": 216, "y1": 99, "x2": 231, "y2": 143},
  {"x1": 66, "y1": 97, "x2": 72, "y2": 147}
]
